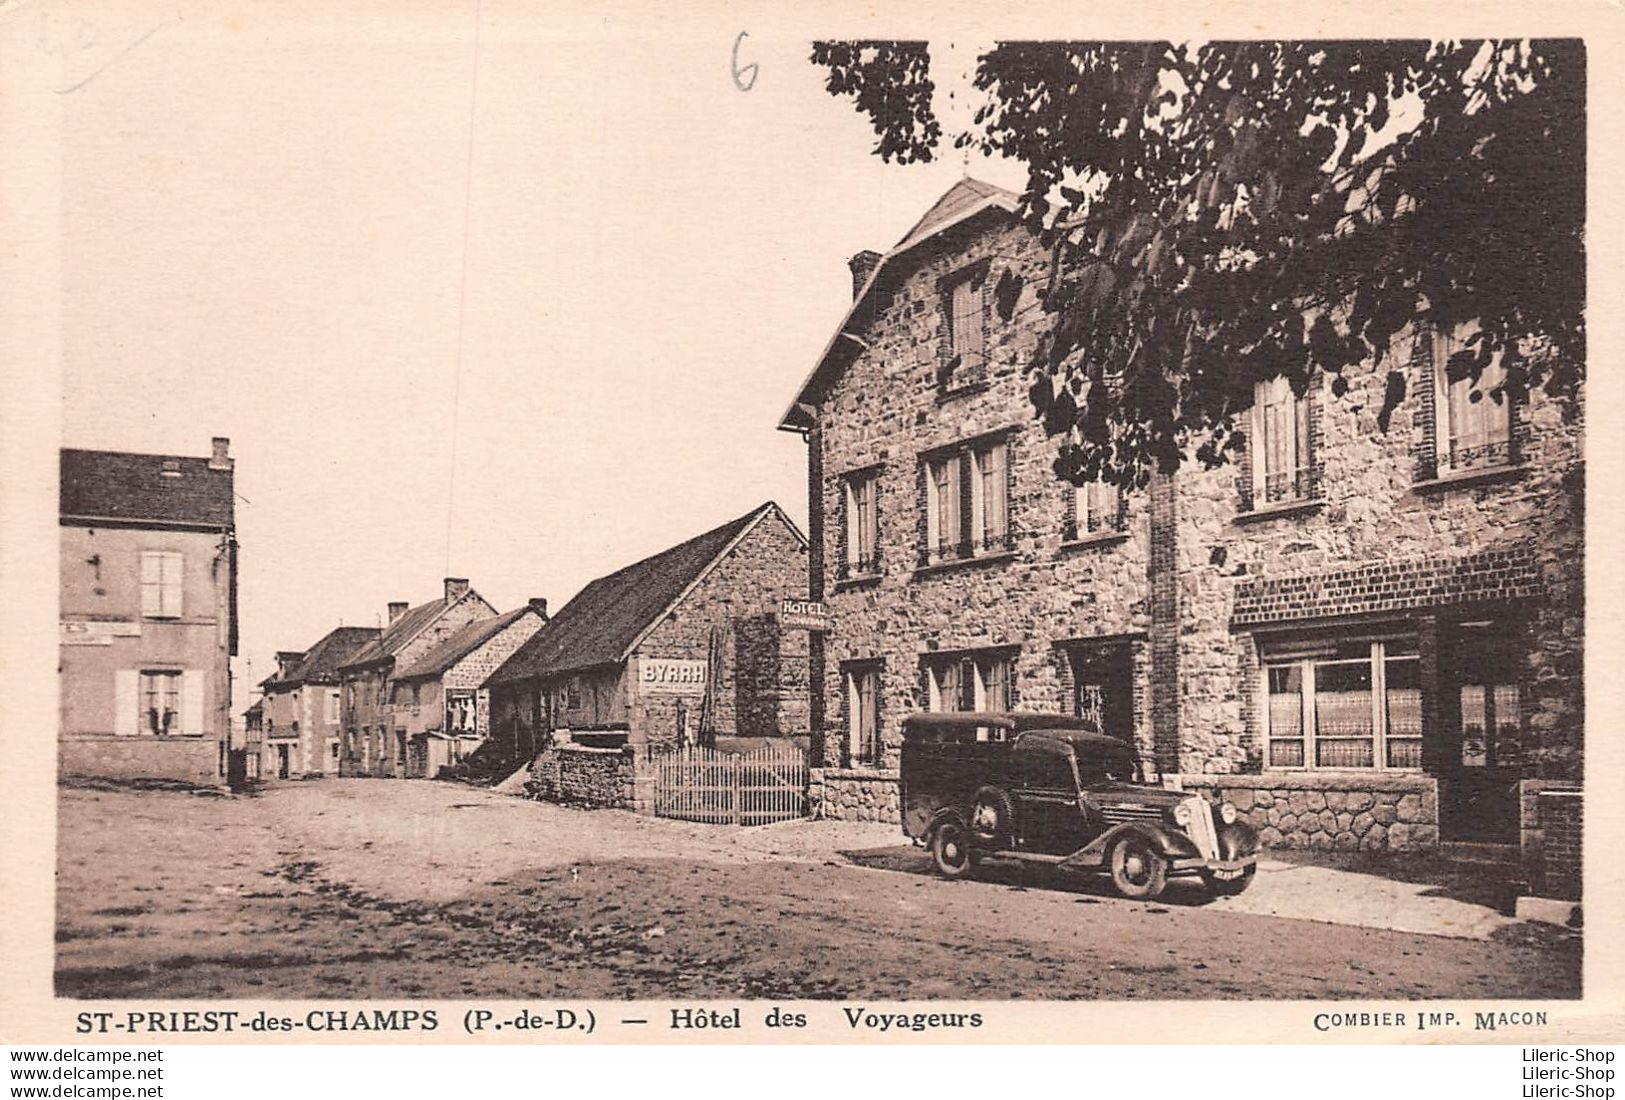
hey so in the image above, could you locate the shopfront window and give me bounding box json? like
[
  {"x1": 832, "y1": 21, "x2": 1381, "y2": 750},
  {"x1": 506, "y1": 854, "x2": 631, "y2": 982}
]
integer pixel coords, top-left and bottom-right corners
[{"x1": 1262, "y1": 637, "x2": 1423, "y2": 771}]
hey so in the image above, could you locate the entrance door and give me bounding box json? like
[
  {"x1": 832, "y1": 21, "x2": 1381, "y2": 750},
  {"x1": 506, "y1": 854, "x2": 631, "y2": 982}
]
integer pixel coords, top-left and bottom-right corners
[
  {"x1": 276, "y1": 743, "x2": 290, "y2": 780},
  {"x1": 1440, "y1": 622, "x2": 1525, "y2": 844},
  {"x1": 1067, "y1": 641, "x2": 1134, "y2": 740}
]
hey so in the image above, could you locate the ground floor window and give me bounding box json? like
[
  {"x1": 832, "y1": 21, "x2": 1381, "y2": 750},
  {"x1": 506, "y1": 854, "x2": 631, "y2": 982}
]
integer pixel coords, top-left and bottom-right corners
[
  {"x1": 140, "y1": 670, "x2": 181, "y2": 735},
  {"x1": 447, "y1": 690, "x2": 476, "y2": 734},
  {"x1": 923, "y1": 649, "x2": 1015, "y2": 713},
  {"x1": 1261, "y1": 636, "x2": 1422, "y2": 771},
  {"x1": 843, "y1": 662, "x2": 882, "y2": 766}
]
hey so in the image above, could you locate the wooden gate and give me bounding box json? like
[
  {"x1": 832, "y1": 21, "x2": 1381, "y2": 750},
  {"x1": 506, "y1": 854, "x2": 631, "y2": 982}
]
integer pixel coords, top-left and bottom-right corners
[{"x1": 654, "y1": 742, "x2": 807, "y2": 826}]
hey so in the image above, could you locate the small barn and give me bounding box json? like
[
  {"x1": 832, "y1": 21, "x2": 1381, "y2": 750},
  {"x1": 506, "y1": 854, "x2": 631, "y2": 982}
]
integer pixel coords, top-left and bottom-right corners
[{"x1": 485, "y1": 502, "x2": 811, "y2": 771}]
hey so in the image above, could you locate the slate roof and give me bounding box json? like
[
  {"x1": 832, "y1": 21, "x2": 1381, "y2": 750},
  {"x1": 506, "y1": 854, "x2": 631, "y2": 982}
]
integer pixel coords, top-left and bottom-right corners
[
  {"x1": 394, "y1": 606, "x2": 537, "y2": 682},
  {"x1": 778, "y1": 178, "x2": 1019, "y2": 431},
  {"x1": 61, "y1": 448, "x2": 235, "y2": 528},
  {"x1": 336, "y1": 597, "x2": 460, "y2": 673},
  {"x1": 487, "y1": 503, "x2": 794, "y2": 685},
  {"x1": 263, "y1": 626, "x2": 380, "y2": 691}
]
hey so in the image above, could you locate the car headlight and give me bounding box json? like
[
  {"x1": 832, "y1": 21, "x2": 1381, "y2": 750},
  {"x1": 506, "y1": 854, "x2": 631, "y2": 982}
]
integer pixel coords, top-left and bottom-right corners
[
  {"x1": 1173, "y1": 802, "x2": 1191, "y2": 827},
  {"x1": 1219, "y1": 802, "x2": 1238, "y2": 825}
]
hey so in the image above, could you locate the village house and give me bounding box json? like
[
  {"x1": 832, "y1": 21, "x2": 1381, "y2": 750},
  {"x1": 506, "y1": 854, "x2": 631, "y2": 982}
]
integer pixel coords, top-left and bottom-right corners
[
  {"x1": 386, "y1": 600, "x2": 548, "y2": 777},
  {"x1": 777, "y1": 179, "x2": 1583, "y2": 880},
  {"x1": 256, "y1": 626, "x2": 378, "y2": 779},
  {"x1": 58, "y1": 438, "x2": 239, "y2": 785},
  {"x1": 336, "y1": 578, "x2": 498, "y2": 778},
  {"x1": 485, "y1": 502, "x2": 811, "y2": 779}
]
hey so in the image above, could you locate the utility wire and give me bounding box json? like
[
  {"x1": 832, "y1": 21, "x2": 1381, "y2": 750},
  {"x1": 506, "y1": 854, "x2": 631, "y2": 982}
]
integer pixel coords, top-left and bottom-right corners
[{"x1": 444, "y1": 0, "x2": 483, "y2": 574}]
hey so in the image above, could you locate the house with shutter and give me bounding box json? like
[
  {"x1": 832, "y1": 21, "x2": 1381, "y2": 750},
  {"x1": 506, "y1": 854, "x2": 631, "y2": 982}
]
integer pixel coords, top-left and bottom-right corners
[
  {"x1": 778, "y1": 177, "x2": 1583, "y2": 862},
  {"x1": 386, "y1": 600, "x2": 548, "y2": 777},
  {"x1": 59, "y1": 438, "x2": 238, "y2": 785},
  {"x1": 256, "y1": 626, "x2": 379, "y2": 780},
  {"x1": 335, "y1": 578, "x2": 498, "y2": 778}
]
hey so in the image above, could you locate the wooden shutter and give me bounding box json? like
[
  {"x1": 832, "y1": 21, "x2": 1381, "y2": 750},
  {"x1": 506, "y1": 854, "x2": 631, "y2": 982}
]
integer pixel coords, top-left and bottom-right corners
[
  {"x1": 162, "y1": 553, "x2": 184, "y2": 617},
  {"x1": 982, "y1": 443, "x2": 1007, "y2": 541},
  {"x1": 140, "y1": 553, "x2": 162, "y2": 617},
  {"x1": 180, "y1": 671, "x2": 205, "y2": 736},
  {"x1": 114, "y1": 669, "x2": 139, "y2": 736}
]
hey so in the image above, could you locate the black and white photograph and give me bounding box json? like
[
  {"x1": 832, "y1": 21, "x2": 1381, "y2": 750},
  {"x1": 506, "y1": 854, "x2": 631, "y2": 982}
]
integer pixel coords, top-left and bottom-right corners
[{"x1": 1, "y1": 2, "x2": 1614, "y2": 1056}]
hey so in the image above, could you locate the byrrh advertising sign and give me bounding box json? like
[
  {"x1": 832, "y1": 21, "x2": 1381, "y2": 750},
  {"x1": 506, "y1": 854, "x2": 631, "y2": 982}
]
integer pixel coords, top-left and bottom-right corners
[
  {"x1": 637, "y1": 657, "x2": 708, "y2": 695},
  {"x1": 779, "y1": 598, "x2": 832, "y2": 632}
]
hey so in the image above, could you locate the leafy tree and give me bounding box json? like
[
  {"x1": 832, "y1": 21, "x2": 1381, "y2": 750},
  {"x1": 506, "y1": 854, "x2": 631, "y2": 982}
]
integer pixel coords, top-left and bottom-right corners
[{"x1": 810, "y1": 40, "x2": 1584, "y2": 487}]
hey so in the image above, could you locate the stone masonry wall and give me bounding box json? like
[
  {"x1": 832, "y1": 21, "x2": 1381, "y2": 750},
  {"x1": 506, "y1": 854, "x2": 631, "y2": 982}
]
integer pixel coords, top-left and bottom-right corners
[
  {"x1": 815, "y1": 215, "x2": 1154, "y2": 770},
  {"x1": 1175, "y1": 773, "x2": 1439, "y2": 852},
  {"x1": 809, "y1": 768, "x2": 899, "y2": 823},
  {"x1": 525, "y1": 744, "x2": 635, "y2": 809}
]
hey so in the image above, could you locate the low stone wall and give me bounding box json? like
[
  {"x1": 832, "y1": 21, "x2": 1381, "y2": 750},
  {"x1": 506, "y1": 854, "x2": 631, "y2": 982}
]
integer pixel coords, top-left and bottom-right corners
[
  {"x1": 810, "y1": 767, "x2": 899, "y2": 823},
  {"x1": 1172, "y1": 772, "x2": 1440, "y2": 852},
  {"x1": 525, "y1": 744, "x2": 636, "y2": 809},
  {"x1": 59, "y1": 736, "x2": 223, "y2": 787}
]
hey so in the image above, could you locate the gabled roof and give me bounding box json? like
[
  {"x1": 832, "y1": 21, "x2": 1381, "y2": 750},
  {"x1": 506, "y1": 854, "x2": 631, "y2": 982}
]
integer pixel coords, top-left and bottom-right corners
[
  {"x1": 487, "y1": 503, "x2": 803, "y2": 685},
  {"x1": 394, "y1": 606, "x2": 539, "y2": 682},
  {"x1": 262, "y1": 626, "x2": 379, "y2": 691},
  {"x1": 338, "y1": 593, "x2": 483, "y2": 673},
  {"x1": 777, "y1": 178, "x2": 1020, "y2": 432},
  {"x1": 61, "y1": 447, "x2": 236, "y2": 529}
]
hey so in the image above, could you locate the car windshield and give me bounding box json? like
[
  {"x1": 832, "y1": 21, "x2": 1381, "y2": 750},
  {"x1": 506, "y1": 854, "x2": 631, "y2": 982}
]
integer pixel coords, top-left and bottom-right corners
[{"x1": 1080, "y1": 747, "x2": 1141, "y2": 785}]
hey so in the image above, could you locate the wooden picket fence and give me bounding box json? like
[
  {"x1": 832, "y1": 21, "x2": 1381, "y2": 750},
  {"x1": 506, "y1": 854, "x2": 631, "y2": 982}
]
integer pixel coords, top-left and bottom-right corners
[{"x1": 653, "y1": 742, "x2": 808, "y2": 826}]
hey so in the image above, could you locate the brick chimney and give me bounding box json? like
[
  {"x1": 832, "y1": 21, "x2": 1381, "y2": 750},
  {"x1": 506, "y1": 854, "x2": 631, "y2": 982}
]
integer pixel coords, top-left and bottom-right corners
[
  {"x1": 847, "y1": 250, "x2": 882, "y2": 299},
  {"x1": 387, "y1": 601, "x2": 409, "y2": 624},
  {"x1": 209, "y1": 436, "x2": 233, "y2": 471},
  {"x1": 528, "y1": 597, "x2": 548, "y2": 619},
  {"x1": 444, "y1": 577, "x2": 470, "y2": 604}
]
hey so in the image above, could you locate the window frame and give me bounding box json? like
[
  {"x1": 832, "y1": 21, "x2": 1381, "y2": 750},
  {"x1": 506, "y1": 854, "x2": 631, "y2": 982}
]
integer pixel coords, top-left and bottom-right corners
[
  {"x1": 843, "y1": 661, "x2": 883, "y2": 768},
  {"x1": 1259, "y1": 635, "x2": 1424, "y2": 773},
  {"x1": 841, "y1": 468, "x2": 881, "y2": 579},
  {"x1": 1067, "y1": 478, "x2": 1125, "y2": 541},
  {"x1": 939, "y1": 262, "x2": 990, "y2": 392},
  {"x1": 920, "y1": 434, "x2": 1012, "y2": 567},
  {"x1": 1432, "y1": 323, "x2": 1513, "y2": 475},
  {"x1": 1250, "y1": 375, "x2": 1312, "y2": 507},
  {"x1": 922, "y1": 649, "x2": 1016, "y2": 713},
  {"x1": 140, "y1": 551, "x2": 184, "y2": 619}
]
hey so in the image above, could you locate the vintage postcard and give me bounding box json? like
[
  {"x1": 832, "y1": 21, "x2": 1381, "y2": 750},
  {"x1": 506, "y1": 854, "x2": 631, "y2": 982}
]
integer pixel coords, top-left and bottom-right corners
[{"x1": 1, "y1": 0, "x2": 1621, "y2": 1050}]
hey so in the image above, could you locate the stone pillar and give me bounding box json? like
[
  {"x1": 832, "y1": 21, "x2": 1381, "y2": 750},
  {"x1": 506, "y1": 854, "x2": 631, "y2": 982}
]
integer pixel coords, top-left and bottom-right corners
[{"x1": 806, "y1": 424, "x2": 828, "y2": 766}]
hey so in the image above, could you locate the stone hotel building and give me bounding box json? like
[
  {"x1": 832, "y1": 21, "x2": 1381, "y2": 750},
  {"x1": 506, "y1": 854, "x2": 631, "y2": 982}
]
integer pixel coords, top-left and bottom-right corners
[{"x1": 779, "y1": 180, "x2": 1583, "y2": 861}]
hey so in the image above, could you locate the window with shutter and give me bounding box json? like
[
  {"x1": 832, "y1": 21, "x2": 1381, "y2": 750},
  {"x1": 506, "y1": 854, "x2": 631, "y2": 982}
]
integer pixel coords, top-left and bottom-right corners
[
  {"x1": 140, "y1": 552, "x2": 183, "y2": 618},
  {"x1": 1069, "y1": 479, "x2": 1124, "y2": 539},
  {"x1": 1251, "y1": 376, "x2": 1311, "y2": 505},
  {"x1": 1433, "y1": 323, "x2": 1512, "y2": 473}
]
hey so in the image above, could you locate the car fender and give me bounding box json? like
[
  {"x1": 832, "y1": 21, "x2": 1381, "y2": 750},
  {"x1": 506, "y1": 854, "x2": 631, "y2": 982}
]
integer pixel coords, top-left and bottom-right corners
[
  {"x1": 1060, "y1": 821, "x2": 1201, "y2": 870},
  {"x1": 927, "y1": 807, "x2": 967, "y2": 838},
  {"x1": 1216, "y1": 821, "x2": 1259, "y2": 862}
]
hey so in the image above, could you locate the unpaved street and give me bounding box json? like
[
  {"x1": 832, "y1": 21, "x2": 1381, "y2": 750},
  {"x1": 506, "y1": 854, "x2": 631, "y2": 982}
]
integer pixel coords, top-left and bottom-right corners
[{"x1": 55, "y1": 780, "x2": 1579, "y2": 1000}]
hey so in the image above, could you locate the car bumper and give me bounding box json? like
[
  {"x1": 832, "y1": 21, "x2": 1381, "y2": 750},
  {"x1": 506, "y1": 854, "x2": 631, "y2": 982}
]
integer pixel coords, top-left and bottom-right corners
[{"x1": 1168, "y1": 855, "x2": 1258, "y2": 876}]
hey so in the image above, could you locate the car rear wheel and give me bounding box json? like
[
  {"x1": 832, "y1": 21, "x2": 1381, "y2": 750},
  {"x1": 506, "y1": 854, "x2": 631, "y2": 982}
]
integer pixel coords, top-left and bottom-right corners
[
  {"x1": 1200, "y1": 864, "x2": 1256, "y2": 897},
  {"x1": 1108, "y1": 834, "x2": 1168, "y2": 900},
  {"x1": 931, "y1": 821, "x2": 974, "y2": 879}
]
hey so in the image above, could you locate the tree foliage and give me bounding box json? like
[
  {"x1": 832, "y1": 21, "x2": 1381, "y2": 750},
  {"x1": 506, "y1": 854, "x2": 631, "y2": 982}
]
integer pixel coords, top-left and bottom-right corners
[{"x1": 810, "y1": 40, "x2": 1584, "y2": 487}]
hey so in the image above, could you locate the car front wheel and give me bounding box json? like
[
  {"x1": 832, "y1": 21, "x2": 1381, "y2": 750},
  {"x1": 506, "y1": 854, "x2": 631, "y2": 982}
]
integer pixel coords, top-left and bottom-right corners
[
  {"x1": 1109, "y1": 834, "x2": 1168, "y2": 900},
  {"x1": 931, "y1": 821, "x2": 974, "y2": 879}
]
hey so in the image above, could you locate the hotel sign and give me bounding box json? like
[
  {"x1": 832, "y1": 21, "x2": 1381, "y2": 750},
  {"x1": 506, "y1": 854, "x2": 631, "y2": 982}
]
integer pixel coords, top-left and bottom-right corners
[
  {"x1": 60, "y1": 620, "x2": 142, "y2": 646},
  {"x1": 638, "y1": 658, "x2": 708, "y2": 695},
  {"x1": 779, "y1": 598, "x2": 832, "y2": 632}
]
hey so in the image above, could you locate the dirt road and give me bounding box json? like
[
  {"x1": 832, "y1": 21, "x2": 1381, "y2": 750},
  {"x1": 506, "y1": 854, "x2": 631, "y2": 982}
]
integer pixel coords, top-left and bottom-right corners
[{"x1": 54, "y1": 780, "x2": 1579, "y2": 1000}]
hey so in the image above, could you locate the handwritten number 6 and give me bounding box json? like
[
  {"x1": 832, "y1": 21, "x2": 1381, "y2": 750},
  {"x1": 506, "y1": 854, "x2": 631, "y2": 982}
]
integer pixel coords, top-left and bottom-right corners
[{"x1": 732, "y1": 30, "x2": 757, "y2": 92}]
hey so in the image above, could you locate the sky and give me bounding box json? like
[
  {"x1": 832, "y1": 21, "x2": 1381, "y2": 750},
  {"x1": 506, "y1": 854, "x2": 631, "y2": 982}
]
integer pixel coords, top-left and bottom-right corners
[{"x1": 52, "y1": 3, "x2": 1028, "y2": 699}]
